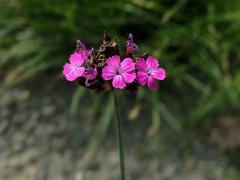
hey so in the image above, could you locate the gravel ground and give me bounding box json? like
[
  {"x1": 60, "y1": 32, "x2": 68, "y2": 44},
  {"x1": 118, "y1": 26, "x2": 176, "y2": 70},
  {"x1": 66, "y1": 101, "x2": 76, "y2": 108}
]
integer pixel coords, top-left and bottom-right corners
[{"x1": 0, "y1": 78, "x2": 238, "y2": 180}]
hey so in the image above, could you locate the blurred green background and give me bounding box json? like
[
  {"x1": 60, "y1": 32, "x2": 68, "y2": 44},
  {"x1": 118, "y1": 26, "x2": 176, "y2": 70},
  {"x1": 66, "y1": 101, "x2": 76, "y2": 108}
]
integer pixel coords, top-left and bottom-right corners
[{"x1": 1, "y1": 0, "x2": 240, "y2": 179}]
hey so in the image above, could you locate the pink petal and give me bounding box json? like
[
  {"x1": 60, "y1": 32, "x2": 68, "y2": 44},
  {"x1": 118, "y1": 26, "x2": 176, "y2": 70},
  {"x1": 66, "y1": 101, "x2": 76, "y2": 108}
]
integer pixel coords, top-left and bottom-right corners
[
  {"x1": 151, "y1": 68, "x2": 166, "y2": 80},
  {"x1": 137, "y1": 71, "x2": 148, "y2": 85},
  {"x1": 63, "y1": 63, "x2": 85, "y2": 81},
  {"x1": 84, "y1": 67, "x2": 98, "y2": 80},
  {"x1": 102, "y1": 66, "x2": 116, "y2": 80},
  {"x1": 121, "y1": 58, "x2": 135, "y2": 73},
  {"x1": 147, "y1": 76, "x2": 157, "y2": 90},
  {"x1": 87, "y1": 48, "x2": 93, "y2": 57},
  {"x1": 122, "y1": 72, "x2": 136, "y2": 83},
  {"x1": 69, "y1": 53, "x2": 84, "y2": 65},
  {"x1": 65, "y1": 71, "x2": 77, "y2": 81},
  {"x1": 146, "y1": 56, "x2": 159, "y2": 69},
  {"x1": 75, "y1": 67, "x2": 85, "y2": 77},
  {"x1": 83, "y1": 67, "x2": 97, "y2": 86},
  {"x1": 106, "y1": 55, "x2": 121, "y2": 70},
  {"x1": 137, "y1": 58, "x2": 147, "y2": 72},
  {"x1": 63, "y1": 63, "x2": 72, "y2": 76},
  {"x1": 112, "y1": 75, "x2": 126, "y2": 89}
]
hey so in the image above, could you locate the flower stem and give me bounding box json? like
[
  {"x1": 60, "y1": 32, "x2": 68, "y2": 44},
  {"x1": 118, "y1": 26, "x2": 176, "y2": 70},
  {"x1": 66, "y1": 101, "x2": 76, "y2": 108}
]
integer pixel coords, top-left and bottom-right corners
[{"x1": 113, "y1": 91, "x2": 125, "y2": 180}]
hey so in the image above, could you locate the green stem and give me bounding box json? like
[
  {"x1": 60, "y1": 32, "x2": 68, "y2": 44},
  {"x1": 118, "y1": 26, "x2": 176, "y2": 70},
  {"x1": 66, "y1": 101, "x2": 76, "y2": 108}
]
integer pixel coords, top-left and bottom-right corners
[{"x1": 113, "y1": 91, "x2": 125, "y2": 180}]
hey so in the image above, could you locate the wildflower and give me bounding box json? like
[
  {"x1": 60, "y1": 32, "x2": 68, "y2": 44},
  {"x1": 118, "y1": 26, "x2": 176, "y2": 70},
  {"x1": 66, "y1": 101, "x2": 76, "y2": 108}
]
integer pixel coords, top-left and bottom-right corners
[
  {"x1": 126, "y1": 33, "x2": 138, "y2": 54},
  {"x1": 102, "y1": 55, "x2": 136, "y2": 89},
  {"x1": 83, "y1": 67, "x2": 98, "y2": 86},
  {"x1": 63, "y1": 52, "x2": 85, "y2": 81},
  {"x1": 63, "y1": 32, "x2": 166, "y2": 91},
  {"x1": 137, "y1": 56, "x2": 166, "y2": 90}
]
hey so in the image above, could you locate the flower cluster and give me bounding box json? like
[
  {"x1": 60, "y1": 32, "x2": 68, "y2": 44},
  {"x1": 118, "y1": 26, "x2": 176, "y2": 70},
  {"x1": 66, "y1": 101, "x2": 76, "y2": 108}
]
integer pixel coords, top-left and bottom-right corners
[{"x1": 63, "y1": 32, "x2": 166, "y2": 91}]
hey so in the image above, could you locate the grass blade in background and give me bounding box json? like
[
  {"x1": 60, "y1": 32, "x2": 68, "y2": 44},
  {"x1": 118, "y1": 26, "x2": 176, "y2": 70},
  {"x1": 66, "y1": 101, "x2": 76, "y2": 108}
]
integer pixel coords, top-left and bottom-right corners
[{"x1": 79, "y1": 96, "x2": 114, "y2": 165}]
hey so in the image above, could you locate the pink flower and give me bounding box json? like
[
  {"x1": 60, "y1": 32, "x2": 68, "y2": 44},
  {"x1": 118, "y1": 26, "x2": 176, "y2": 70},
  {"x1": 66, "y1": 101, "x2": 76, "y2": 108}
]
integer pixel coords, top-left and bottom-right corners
[
  {"x1": 83, "y1": 67, "x2": 98, "y2": 86},
  {"x1": 137, "y1": 56, "x2": 166, "y2": 90},
  {"x1": 102, "y1": 55, "x2": 136, "y2": 89},
  {"x1": 63, "y1": 52, "x2": 85, "y2": 81}
]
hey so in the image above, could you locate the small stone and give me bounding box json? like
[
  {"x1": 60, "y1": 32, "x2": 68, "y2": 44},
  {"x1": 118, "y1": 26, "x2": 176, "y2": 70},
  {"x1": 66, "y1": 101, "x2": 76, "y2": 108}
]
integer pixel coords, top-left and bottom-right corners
[
  {"x1": 75, "y1": 171, "x2": 84, "y2": 180},
  {"x1": 41, "y1": 105, "x2": 56, "y2": 116},
  {"x1": 16, "y1": 90, "x2": 31, "y2": 101},
  {"x1": 0, "y1": 120, "x2": 8, "y2": 135},
  {"x1": 1, "y1": 108, "x2": 11, "y2": 118}
]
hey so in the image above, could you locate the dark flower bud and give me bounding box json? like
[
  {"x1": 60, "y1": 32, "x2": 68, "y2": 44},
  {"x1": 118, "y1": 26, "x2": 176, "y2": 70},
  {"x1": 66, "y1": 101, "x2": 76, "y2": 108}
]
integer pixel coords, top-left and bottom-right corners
[
  {"x1": 103, "y1": 31, "x2": 111, "y2": 42},
  {"x1": 127, "y1": 33, "x2": 138, "y2": 55},
  {"x1": 142, "y1": 52, "x2": 149, "y2": 60}
]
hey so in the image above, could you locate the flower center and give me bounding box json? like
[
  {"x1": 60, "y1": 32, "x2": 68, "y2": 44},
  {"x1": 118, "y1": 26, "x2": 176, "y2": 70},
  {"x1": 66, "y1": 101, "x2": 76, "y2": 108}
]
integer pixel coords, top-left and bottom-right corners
[
  {"x1": 73, "y1": 64, "x2": 80, "y2": 71},
  {"x1": 117, "y1": 68, "x2": 123, "y2": 75},
  {"x1": 147, "y1": 68, "x2": 152, "y2": 75}
]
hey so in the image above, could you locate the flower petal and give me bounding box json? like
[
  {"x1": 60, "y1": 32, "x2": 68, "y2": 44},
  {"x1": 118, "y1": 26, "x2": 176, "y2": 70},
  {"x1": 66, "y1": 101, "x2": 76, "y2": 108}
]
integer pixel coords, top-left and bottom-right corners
[
  {"x1": 63, "y1": 63, "x2": 85, "y2": 81},
  {"x1": 112, "y1": 75, "x2": 126, "y2": 89},
  {"x1": 136, "y1": 58, "x2": 147, "y2": 72},
  {"x1": 65, "y1": 71, "x2": 77, "y2": 81},
  {"x1": 137, "y1": 71, "x2": 148, "y2": 85},
  {"x1": 84, "y1": 67, "x2": 98, "y2": 80},
  {"x1": 106, "y1": 55, "x2": 121, "y2": 70},
  {"x1": 146, "y1": 56, "x2": 159, "y2": 69},
  {"x1": 147, "y1": 76, "x2": 157, "y2": 90},
  {"x1": 69, "y1": 53, "x2": 84, "y2": 65},
  {"x1": 75, "y1": 67, "x2": 85, "y2": 77},
  {"x1": 121, "y1": 58, "x2": 135, "y2": 72},
  {"x1": 122, "y1": 72, "x2": 136, "y2": 83},
  {"x1": 151, "y1": 68, "x2": 166, "y2": 80},
  {"x1": 63, "y1": 63, "x2": 72, "y2": 76},
  {"x1": 102, "y1": 66, "x2": 116, "y2": 80},
  {"x1": 83, "y1": 67, "x2": 97, "y2": 86}
]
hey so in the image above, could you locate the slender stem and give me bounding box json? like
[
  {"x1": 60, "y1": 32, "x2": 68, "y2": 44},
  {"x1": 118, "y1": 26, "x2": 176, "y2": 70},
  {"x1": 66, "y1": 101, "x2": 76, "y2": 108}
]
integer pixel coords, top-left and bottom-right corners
[{"x1": 113, "y1": 91, "x2": 125, "y2": 180}]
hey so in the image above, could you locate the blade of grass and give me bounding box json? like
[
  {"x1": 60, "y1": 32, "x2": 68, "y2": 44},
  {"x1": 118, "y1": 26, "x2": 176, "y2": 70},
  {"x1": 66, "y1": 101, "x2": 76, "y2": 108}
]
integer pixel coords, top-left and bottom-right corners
[{"x1": 79, "y1": 96, "x2": 114, "y2": 165}]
